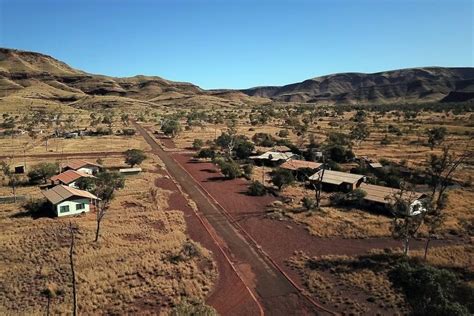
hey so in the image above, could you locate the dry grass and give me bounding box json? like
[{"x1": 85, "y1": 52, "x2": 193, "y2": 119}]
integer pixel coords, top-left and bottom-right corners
[
  {"x1": 278, "y1": 184, "x2": 392, "y2": 238},
  {"x1": 0, "y1": 155, "x2": 217, "y2": 314}
]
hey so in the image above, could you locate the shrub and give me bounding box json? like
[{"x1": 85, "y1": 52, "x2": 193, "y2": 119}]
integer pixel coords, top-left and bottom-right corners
[
  {"x1": 252, "y1": 132, "x2": 275, "y2": 147},
  {"x1": 389, "y1": 262, "x2": 473, "y2": 315},
  {"x1": 197, "y1": 148, "x2": 216, "y2": 159},
  {"x1": 27, "y1": 162, "x2": 58, "y2": 184},
  {"x1": 192, "y1": 139, "x2": 204, "y2": 150},
  {"x1": 247, "y1": 181, "x2": 267, "y2": 196},
  {"x1": 278, "y1": 129, "x2": 289, "y2": 138},
  {"x1": 218, "y1": 160, "x2": 241, "y2": 179},
  {"x1": 302, "y1": 196, "x2": 317, "y2": 211},
  {"x1": 234, "y1": 139, "x2": 255, "y2": 159},
  {"x1": 242, "y1": 163, "x2": 254, "y2": 179},
  {"x1": 270, "y1": 168, "x2": 294, "y2": 190},
  {"x1": 122, "y1": 128, "x2": 136, "y2": 136}
]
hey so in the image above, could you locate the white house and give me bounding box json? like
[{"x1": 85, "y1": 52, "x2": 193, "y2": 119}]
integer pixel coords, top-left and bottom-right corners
[
  {"x1": 250, "y1": 151, "x2": 295, "y2": 166},
  {"x1": 50, "y1": 169, "x2": 95, "y2": 188},
  {"x1": 42, "y1": 185, "x2": 99, "y2": 217},
  {"x1": 61, "y1": 159, "x2": 102, "y2": 175}
]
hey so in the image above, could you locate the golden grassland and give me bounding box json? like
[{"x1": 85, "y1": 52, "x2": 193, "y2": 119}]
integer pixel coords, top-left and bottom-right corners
[{"x1": 0, "y1": 156, "x2": 217, "y2": 315}]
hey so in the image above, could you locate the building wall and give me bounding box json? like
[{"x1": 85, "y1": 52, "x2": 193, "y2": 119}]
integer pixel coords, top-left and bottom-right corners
[
  {"x1": 77, "y1": 166, "x2": 99, "y2": 175},
  {"x1": 55, "y1": 198, "x2": 91, "y2": 217}
]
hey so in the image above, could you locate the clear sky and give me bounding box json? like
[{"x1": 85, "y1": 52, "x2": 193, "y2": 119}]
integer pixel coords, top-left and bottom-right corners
[{"x1": 0, "y1": 0, "x2": 472, "y2": 89}]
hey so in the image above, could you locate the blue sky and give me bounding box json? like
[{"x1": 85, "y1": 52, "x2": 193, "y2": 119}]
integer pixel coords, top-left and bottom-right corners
[{"x1": 0, "y1": 0, "x2": 472, "y2": 89}]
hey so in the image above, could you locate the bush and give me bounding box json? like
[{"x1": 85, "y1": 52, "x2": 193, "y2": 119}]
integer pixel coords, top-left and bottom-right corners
[
  {"x1": 243, "y1": 163, "x2": 254, "y2": 179},
  {"x1": 389, "y1": 262, "x2": 473, "y2": 315},
  {"x1": 252, "y1": 132, "x2": 275, "y2": 147},
  {"x1": 27, "y1": 162, "x2": 58, "y2": 184},
  {"x1": 218, "y1": 160, "x2": 241, "y2": 179},
  {"x1": 302, "y1": 196, "x2": 317, "y2": 211},
  {"x1": 270, "y1": 168, "x2": 294, "y2": 190},
  {"x1": 330, "y1": 189, "x2": 366, "y2": 207},
  {"x1": 247, "y1": 181, "x2": 267, "y2": 196},
  {"x1": 197, "y1": 148, "x2": 216, "y2": 159},
  {"x1": 192, "y1": 139, "x2": 204, "y2": 150},
  {"x1": 278, "y1": 129, "x2": 289, "y2": 138},
  {"x1": 234, "y1": 139, "x2": 255, "y2": 159},
  {"x1": 122, "y1": 128, "x2": 136, "y2": 136},
  {"x1": 171, "y1": 299, "x2": 217, "y2": 316}
]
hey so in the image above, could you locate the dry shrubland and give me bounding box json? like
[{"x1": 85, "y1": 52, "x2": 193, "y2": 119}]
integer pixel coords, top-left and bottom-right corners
[{"x1": 0, "y1": 156, "x2": 217, "y2": 314}]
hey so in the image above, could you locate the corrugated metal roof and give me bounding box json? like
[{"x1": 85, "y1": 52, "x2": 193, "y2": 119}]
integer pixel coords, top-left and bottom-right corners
[
  {"x1": 280, "y1": 160, "x2": 322, "y2": 171},
  {"x1": 42, "y1": 185, "x2": 98, "y2": 205},
  {"x1": 250, "y1": 151, "x2": 295, "y2": 161},
  {"x1": 50, "y1": 170, "x2": 95, "y2": 184},
  {"x1": 359, "y1": 183, "x2": 424, "y2": 204},
  {"x1": 309, "y1": 170, "x2": 364, "y2": 185},
  {"x1": 61, "y1": 159, "x2": 102, "y2": 171}
]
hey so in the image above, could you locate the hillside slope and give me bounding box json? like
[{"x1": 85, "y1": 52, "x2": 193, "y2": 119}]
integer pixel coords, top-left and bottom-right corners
[
  {"x1": 0, "y1": 48, "x2": 268, "y2": 109},
  {"x1": 241, "y1": 67, "x2": 474, "y2": 104}
]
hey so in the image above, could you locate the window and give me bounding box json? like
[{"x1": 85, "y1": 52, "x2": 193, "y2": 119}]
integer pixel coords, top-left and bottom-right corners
[
  {"x1": 76, "y1": 203, "x2": 85, "y2": 211},
  {"x1": 59, "y1": 205, "x2": 70, "y2": 213}
]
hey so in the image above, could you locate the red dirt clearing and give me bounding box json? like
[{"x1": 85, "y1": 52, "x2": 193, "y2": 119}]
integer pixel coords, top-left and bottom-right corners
[
  {"x1": 171, "y1": 153, "x2": 456, "y2": 312},
  {"x1": 154, "y1": 173, "x2": 261, "y2": 315}
]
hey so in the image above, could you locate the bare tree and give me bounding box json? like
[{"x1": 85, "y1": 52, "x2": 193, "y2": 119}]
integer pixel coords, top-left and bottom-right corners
[
  {"x1": 66, "y1": 222, "x2": 79, "y2": 316},
  {"x1": 309, "y1": 156, "x2": 326, "y2": 208},
  {"x1": 0, "y1": 161, "x2": 19, "y2": 202},
  {"x1": 387, "y1": 183, "x2": 424, "y2": 256},
  {"x1": 93, "y1": 171, "x2": 124, "y2": 242},
  {"x1": 423, "y1": 147, "x2": 470, "y2": 260}
]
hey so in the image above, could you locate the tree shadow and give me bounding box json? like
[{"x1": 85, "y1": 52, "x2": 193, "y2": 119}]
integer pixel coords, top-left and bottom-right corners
[{"x1": 10, "y1": 200, "x2": 55, "y2": 219}]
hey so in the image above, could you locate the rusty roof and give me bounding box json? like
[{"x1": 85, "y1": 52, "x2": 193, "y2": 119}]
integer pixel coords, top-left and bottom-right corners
[
  {"x1": 61, "y1": 159, "x2": 102, "y2": 171},
  {"x1": 42, "y1": 185, "x2": 98, "y2": 205},
  {"x1": 280, "y1": 160, "x2": 322, "y2": 171},
  {"x1": 50, "y1": 170, "x2": 95, "y2": 185}
]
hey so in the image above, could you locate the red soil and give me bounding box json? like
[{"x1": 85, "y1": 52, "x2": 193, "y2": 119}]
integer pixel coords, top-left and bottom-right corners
[
  {"x1": 171, "y1": 153, "x2": 455, "y2": 313},
  {"x1": 154, "y1": 173, "x2": 262, "y2": 315}
]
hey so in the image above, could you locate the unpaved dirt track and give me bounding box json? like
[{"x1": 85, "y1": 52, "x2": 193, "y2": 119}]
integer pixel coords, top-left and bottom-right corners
[
  {"x1": 134, "y1": 123, "x2": 327, "y2": 316},
  {"x1": 0, "y1": 151, "x2": 127, "y2": 160}
]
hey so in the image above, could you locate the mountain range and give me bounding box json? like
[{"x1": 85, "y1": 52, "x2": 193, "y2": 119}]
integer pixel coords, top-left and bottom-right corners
[{"x1": 0, "y1": 47, "x2": 473, "y2": 110}]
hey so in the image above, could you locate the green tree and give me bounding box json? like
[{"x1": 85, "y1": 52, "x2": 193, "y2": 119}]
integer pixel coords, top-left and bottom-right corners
[
  {"x1": 27, "y1": 162, "x2": 58, "y2": 184},
  {"x1": 192, "y1": 139, "x2": 204, "y2": 150},
  {"x1": 350, "y1": 123, "x2": 370, "y2": 146},
  {"x1": 389, "y1": 262, "x2": 472, "y2": 315},
  {"x1": 161, "y1": 119, "x2": 182, "y2": 137},
  {"x1": 217, "y1": 160, "x2": 241, "y2": 179},
  {"x1": 93, "y1": 171, "x2": 125, "y2": 242},
  {"x1": 270, "y1": 168, "x2": 294, "y2": 190},
  {"x1": 124, "y1": 149, "x2": 147, "y2": 167},
  {"x1": 426, "y1": 127, "x2": 447, "y2": 150},
  {"x1": 197, "y1": 148, "x2": 216, "y2": 159}
]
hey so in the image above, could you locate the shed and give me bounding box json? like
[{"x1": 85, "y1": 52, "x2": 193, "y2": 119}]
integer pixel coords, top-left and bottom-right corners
[
  {"x1": 50, "y1": 170, "x2": 95, "y2": 188},
  {"x1": 42, "y1": 185, "x2": 99, "y2": 217},
  {"x1": 61, "y1": 160, "x2": 102, "y2": 175},
  {"x1": 309, "y1": 169, "x2": 365, "y2": 192},
  {"x1": 250, "y1": 151, "x2": 295, "y2": 166},
  {"x1": 119, "y1": 167, "x2": 142, "y2": 175},
  {"x1": 359, "y1": 183, "x2": 426, "y2": 216}
]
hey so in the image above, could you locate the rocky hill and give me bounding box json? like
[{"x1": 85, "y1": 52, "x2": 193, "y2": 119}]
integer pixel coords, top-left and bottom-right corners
[
  {"x1": 0, "y1": 48, "x2": 267, "y2": 109},
  {"x1": 241, "y1": 67, "x2": 474, "y2": 104},
  {"x1": 1, "y1": 47, "x2": 472, "y2": 110}
]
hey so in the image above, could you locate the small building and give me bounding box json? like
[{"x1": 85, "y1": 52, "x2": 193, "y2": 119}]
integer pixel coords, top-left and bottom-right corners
[
  {"x1": 271, "y1": 145, "x2": 291, "y2": 153},
  {"x1": 119, "y1": 167, "x2": 142, "y2": 175},
  {"x1": 61, "y1": 160, "x2": 102, "y2": 175},
  {"x1": 250, "y1": 151, "x2": 295, "y2": 166},
  {"x1": 50, "y1": 170, "x2": 95, "y2": 188},
  {"x1": 42, "y1": 185, "x2": 99, "y2": 217},
  {"x1": 309, "y1": 169, "x2": 366, "y2": 192},
  {"x1": 359, "y1": 183, "x2": 426, "y2": 216},
  {"x1": 280, "y1": 159, "x2": 322, "y2": 171}
]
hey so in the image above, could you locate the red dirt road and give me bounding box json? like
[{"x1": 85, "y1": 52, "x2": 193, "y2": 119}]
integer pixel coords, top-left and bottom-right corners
[
  {"x1": 155, "y1": 175, "x2": 261, "y2": 315},
  {"x1": 135, "y1": 123, "x2": 326, "y2": 315}
]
